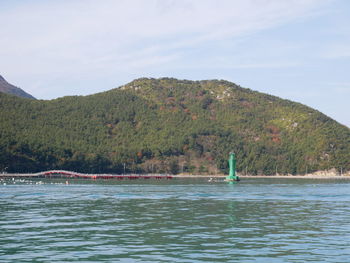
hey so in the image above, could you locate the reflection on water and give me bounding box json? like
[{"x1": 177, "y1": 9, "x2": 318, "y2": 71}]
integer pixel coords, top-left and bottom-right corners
[{"x1": 1, "y1": 178, "x2": 350, "y2": 262}]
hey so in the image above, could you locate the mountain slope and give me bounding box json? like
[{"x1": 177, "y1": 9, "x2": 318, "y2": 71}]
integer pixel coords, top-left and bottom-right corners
[
  {"x1": 0, "y1": 78, "x2": 349, "y2": 174},
  {"x1": 0, "y1": 75, "x2": 35, "y2": 99}
]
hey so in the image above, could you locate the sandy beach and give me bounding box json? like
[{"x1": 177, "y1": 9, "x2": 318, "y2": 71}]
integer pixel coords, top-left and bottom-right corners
[{"x1": 174, "y1": 170, "x2": 350, "y2": 179}]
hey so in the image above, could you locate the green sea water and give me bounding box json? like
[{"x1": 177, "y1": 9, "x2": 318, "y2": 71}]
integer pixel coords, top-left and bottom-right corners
[{"x1": 1, "y1": 178, "x2": 350, "y2": 262}]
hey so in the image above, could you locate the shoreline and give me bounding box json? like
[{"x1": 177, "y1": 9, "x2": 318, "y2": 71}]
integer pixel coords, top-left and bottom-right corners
[
  {"x1": 1, "y1": 172, "x2": 349, "y2": 180},
  {"x1": 173, "y1": 175, "x2": 350, "y2": 179}
]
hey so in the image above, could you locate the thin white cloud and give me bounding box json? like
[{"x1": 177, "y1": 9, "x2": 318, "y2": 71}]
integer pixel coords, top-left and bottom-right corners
[
  {"x1": 321, "y1": 44, "x2": 350, "y2": 59},
  {"x1": 325, "y1": 82, "x2": 350, "y2": 95},
  {"x1": 0, "y1": 0, "x2": 329, "y2": 97},
  {"x1": 326, "y1": 82, "x2": 350, "y2": 86},
  {"x1": 172, "y1": 60, "x2": 301, "y2": 70}
]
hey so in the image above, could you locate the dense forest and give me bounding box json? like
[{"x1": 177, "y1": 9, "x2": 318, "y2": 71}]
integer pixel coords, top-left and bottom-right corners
[{"x1": 0, "y1": 78, "x2": 349, "y2": 175}]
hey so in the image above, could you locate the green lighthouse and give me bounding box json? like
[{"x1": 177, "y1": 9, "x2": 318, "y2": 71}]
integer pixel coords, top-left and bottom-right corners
[{"x1": 225, "y1": 152, "x2": 240, "y2": 181}]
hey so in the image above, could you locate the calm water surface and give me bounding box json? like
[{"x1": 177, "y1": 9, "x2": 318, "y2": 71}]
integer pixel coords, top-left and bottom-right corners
[{"x1": 1, "y1": 178, "x2": 350, "y2": 262}]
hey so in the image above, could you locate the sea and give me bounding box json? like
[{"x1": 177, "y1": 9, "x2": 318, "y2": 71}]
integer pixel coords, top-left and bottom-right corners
[{"x1": 1, "y1": 177, "x2": 350, "y2": 262}]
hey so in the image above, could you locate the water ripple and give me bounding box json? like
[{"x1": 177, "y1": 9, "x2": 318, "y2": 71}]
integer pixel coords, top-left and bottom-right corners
[{"x1": 1, "y1": 178, "x2": 350, "y2": 262}]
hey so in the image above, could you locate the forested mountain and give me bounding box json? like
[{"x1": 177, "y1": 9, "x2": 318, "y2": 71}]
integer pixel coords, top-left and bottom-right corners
[
  {"x1": 0, "y1": 78, "x2": 349, "y2": 175},
  {"x1": 0, "y1": 75, "x2": 36, "y2": 99}
]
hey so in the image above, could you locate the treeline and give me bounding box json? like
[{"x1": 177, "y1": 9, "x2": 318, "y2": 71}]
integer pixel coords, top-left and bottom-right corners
[{"x1": 0, "y1": 78, "x2": 349, "y2": 175}]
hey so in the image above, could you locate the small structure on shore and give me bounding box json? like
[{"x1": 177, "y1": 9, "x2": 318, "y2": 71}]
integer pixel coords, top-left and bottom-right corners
[{"x1": 225, "y1": 152, "x2": 240, "y2": 182}]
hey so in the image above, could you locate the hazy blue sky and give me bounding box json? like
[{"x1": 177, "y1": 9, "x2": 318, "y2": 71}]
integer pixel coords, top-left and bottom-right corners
[{"x1": 0, "y1": 0, "x2": 349, "y2": 127}]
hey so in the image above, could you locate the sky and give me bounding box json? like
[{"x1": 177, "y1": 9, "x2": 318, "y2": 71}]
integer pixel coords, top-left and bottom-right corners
[{"x1": 0, "y1": 0, "x2": 349, "y2": 127}]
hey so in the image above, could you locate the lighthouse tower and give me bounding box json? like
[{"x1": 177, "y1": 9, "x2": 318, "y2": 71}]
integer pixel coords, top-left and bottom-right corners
[{"x1": 225, "y1": 152, "x2": 240, "y2": 181}]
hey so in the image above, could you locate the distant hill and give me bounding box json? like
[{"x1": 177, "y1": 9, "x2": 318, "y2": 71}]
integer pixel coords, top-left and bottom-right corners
[
  {"x1": 0, "y1": 75, "x2": 35, "y2": 99},
  {"x1": 0, "y1": 77, "x2": 349, "y2": 174}
]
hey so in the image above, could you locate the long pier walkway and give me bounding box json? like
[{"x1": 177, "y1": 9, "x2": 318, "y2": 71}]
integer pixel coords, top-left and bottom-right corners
[{"x1": 0, "y1": 170, "x2": 173, "y2": 180}]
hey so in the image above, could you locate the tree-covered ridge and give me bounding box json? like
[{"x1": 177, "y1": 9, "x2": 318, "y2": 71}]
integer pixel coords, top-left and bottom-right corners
[{"x1": 0, "y1": 78, "x2": 349, "y2": 175}]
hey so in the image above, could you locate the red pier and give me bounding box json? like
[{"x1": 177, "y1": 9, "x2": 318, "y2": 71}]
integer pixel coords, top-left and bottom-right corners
[{"x1": 1, "y1": 170, "x2": 173, "y2": 180}]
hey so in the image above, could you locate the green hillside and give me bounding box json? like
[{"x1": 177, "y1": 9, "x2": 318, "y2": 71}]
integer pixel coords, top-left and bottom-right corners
[{"x1": 0, "y1": 78, "x2": 349, "y2": 175}]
